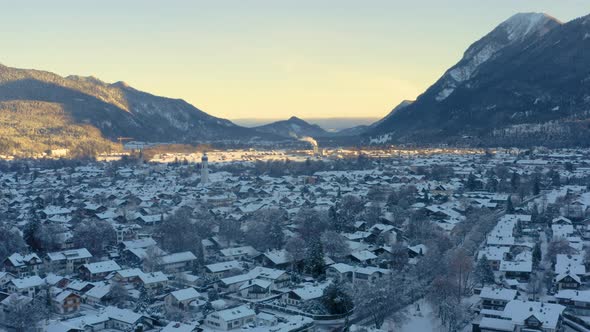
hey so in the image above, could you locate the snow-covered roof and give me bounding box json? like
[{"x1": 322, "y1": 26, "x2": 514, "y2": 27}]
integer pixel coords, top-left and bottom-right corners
[
  {"x1": 47, "y1": 248, "x2": 92, "y2": 262},
  {"x1": 211, "y1": 305, "x2": 255, "y2": 322},
  {"x1": 555, "y1": 254, "x2": 585, "y2": 276},
  {"x1": 82, "y1": 260, "x2": 121, "y2": 274},
  {"x1": 480, "y1": 286, "x2": 517, "y2": 301},
  {"x1": 206, "y1": 260, "x2": 241, "y2": 273},
  {"x1": 502, "y1": 300, "x2": 565, "y2": 330},
  {"x1": 160, "y1": 251, "x2": 197, "y2": 264},
  {"x1": 170, "y1": 287, "x2": 200, "y2": 302},
  {"x1": 10, "y1": 275, "x2": 44, "y2": 289}
]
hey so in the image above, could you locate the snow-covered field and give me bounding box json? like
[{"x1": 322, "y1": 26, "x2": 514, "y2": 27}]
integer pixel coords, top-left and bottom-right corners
[{"x1": 384, "y1": 299, "x2": 444, "y2": 332}]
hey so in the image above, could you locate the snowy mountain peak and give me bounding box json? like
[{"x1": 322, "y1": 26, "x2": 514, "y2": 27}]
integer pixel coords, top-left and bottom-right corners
[
  {"x1": 433, "y1": 12, "x2": 561, "y2": 102},
  {"x1": 499, "y1": 12, "x2": 561, "y2": 41}
]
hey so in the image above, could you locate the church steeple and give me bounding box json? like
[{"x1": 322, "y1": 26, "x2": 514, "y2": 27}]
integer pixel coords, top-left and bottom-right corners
[{"x1": 201, "y1": 152, "x2": 210, "y2": 185}]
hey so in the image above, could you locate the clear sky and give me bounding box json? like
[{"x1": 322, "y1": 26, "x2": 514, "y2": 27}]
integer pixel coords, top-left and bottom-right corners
[{"x1": 1, "y1": 1, "x2": 587, "y2": 120}]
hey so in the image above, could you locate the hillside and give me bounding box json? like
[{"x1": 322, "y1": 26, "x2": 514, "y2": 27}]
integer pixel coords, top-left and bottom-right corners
[
  {"x1": 0, "y1": 100, "x2": 119, "y2": 157},
  {"x1": 367, "y1": 13, "x2": 590, "y2": 147},
  {"x1": 253, "y1": 116, "x2": 330, "y2": 138},
  {"x1": 0, "y1": 64, "x2": 276, "y2": 146}
]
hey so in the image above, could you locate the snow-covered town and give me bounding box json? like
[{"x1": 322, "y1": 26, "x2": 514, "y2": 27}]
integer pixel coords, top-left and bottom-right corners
[{"x1": 1, "y1": 147, "x2": 590, "y2": 332}]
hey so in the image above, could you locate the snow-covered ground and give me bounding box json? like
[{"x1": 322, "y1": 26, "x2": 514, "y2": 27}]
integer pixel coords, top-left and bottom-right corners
[{"x1": 384, "y1": 299, "x2": 444, "y2": 332}]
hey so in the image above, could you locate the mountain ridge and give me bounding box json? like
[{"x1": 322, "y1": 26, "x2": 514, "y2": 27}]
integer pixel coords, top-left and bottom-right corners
[
  {"x1": 367, "y1": 12, "x2": 590, "y2": 147},
  {"x1": 0, "y1": 63, "x2": 280, "y2": 145}
]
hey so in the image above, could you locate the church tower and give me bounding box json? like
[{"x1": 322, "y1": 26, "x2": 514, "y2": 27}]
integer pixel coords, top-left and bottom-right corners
[{"x1": 201, "y1": 152, "x2": 210, "y2": 185}]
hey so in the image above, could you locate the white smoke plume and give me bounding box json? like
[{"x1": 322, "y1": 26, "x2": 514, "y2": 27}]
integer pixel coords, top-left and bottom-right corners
[{"x1": 299, "y1": 136, "x2": 318, "y2": 149}]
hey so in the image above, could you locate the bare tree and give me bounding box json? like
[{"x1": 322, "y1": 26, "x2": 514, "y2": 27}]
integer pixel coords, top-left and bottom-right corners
[
  {"x1": 448, "y1": 248, "x2": 473, "y2": 297},
  {"x1": 527, "y1": 272, "x2": 544, "y2": 301},
  {"x1": 3, "y1": 294, "x2": 49, "y2": 332},
  {"x1": 109, "y1": 282, "x2": 129, "y2": 307},
  {"x1": 285, "y1": 236, "x2": 306, "y2": 271},
  {"x1": 546, "y1": 239, "x2": 576, "y2": 264},
  {"x1": 320, "y1": 231, "x2": 350, "y2": 258},
  {"x1": 354, "y1": 276, "x2": 407, "y2": 329},
  {"x1": 72, "y1": 220, "x2": 116, "y2": 256}
]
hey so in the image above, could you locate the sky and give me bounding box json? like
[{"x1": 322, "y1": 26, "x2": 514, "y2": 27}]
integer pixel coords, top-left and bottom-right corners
[{"x1": 0, "y1": 1, "x2": 587, "y2": 121}]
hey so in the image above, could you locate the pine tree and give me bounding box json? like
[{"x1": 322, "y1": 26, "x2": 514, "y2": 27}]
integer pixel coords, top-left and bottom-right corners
[
  {"x1": 135, "y1": 286, "x2": 150, "y2": 313},
  {"x1": 506, "y1": 196, "x2": 514, "y2": 213},
  {"x1": 532, "y1": 243, "x2": 542, "y2": 268},
  {"x1": 474, "y1": 255, "x2": 495, "y2": 287},
  {"x1": 531, "y1": 203, "x2": 539, "y2": 223},
  {"x1": 322, "y1": 281, "x2": 353, "y2": 315},
  {"x1": 305, "y1": 240, "x2": 326, "y2": 278},
  {"x1": 510, "y1": 172, "x2": 520, "y2": 192},
  {"x1": 23, "y1": 219, "x2": 41, "y2": 252},
  {"x1": 467, "y1": 173, "x2": 477, "y2": 191},
  {"x1": 533, "y1": 176, "x2": 541, "y2": 196}
]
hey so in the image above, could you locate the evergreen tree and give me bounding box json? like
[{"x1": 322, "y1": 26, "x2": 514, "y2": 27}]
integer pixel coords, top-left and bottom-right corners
[
  {"x1": 510, "y1": 172, "x2": 520, "y2": 192},
  {"x1": 532, "y1": 176, "x2": 541, "y2": 196},
  {"x1": 267, "y1": 219, "x2": 285, "y2": 250},
  {"x1": 531, "y1": 204, "x2": 539, "y2": 223},
  {"x1": 328, "y1": 205, "x2": 339, "y2": 231},
  {"x1": 135, "y1": 286, "x2": 150, "y2": 313},
  {"x1": 506, "y1": 196, "x2": 514, "y2": 213},
  {"x1": 532, "y1": 243, "x2": 542, "y2": 268},
  {"x1": 322, "y1": 281, "x2": 354, "y2": 315},
  {"x1": 23, "y1": 219, "x2": 42, "y2": 252},
  {"x1": 305, "y1": 239, "x2": 326, "y2": 278},
  {"x1": 466, "y1": 173, "x2": 477, "y2": 191},
  {"x1": 473, "y1": 255, "x2": 495, "y2": 287}
]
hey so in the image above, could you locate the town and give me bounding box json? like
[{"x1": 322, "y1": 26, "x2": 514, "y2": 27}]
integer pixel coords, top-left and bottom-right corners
[{"x1": 0, "y1": 146, "x2": 589, "y2": 332}]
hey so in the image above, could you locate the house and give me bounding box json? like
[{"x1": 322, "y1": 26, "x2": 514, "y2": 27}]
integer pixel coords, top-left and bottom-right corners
[
  {"x1": 158, "y1": 251, "x2": 197, "y2": 273},
  {"x1": 555, "y1": 289, "x2": 590, "y2": 316},
  {"x1": 102, "y1": 306, "x2": 154, "y2": 330},
  {"x1": 6, "y1": 275, "x2": 45, "y2": 297},
  {"x1": 476, "y1": 300, "x2": 565, "y2": 332},
  {"x1": 219, "y1": 267, "x2": 289, "y2": 293},
  {"x1": 112, "y1": 268, "x2": 169, "y2": 291},
  {"x1": 79, "y1": 260, "x2": 121, "y2": 281},
  {"x1": 45, "y1": 248, "x2": 92, "y2": 274},
  {"x1": 205, "y1": 305, "x2": 256, "y2": 331},
  {"x1": 479, "y1": 287, "x2": 517, "y2": 311},
  {"x1": 499, "y1": 252, "x2": 532, "y2": 281},
  {"x1": 326, "y1": 263, "x2": 355, "y2": 283},
  {"x1": 239, "y1": 279, "x2": 272, "y2": 299},
  {"x1": 256, "y1": 249, "x2": 293, "y2": 269},
  {"x1": 555, "y1": 254, "x2": 585, "y2": 282},
  {"x1": 478, "y1": 247, "x2": 510, "y2": 271},
  {"x1": 84, "y1": 282, "x2": 111, "y2": 306},
  {"x1": 247, "y1": 267, "x2": 289, "y2": 289},
  {"x1": 554, "y1": 273, "x2": 581, "y2": 290},
  {"x1": 205, "y1": 260, "x2": 242, "y2": 279},
  {"x1": 281, "y1": 283, "x2": 328, "y2": 307},
  {"x1": 0, "y1": 272, "x2": 15, "y2": 288},
  {"x1": 219, "y1": 246, "x2": 260, "y2": 261},
  {"x1": 3, "y1": 253, "x2": 42, "y2": 277},
  {"x1": 52, "y1": 290, "x2": 81, "y2": 314},
  {"x1": 552, "y1": 223, "x2": 575, "y2": 240},
  {"x1": 353, "y1": 266, "x2": 389, "y2": 284},
  {"x1": 348, "y1": 250, "x2": 377, "y2": 265},
  {"x1": 165, "y1": 287, "x2": 202, "y2": 311}
]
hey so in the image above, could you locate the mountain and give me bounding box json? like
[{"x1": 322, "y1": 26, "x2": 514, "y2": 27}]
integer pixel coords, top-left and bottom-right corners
[
  {"x1": 0, "y1": 64, "x2": 275, "y2": 148},
  {"x1": 253, "y1": 116, "x2": 330, "y2": 138},
  {"x1": 370, "y1": 100, "x2": 413, "y2": 128},
  {"x1": 368, "y1": 12, "x2": 590, "y2": 147}
]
